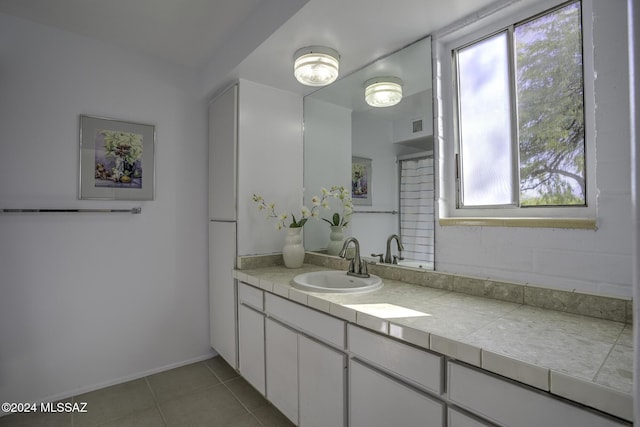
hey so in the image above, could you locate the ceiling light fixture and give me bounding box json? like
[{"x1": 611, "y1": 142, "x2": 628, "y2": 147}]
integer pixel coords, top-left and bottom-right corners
[
  {"x1": 364, "y1": 77, "x2": 403, "y2": 107},
  {"x1": 293, "y1": 46, "x2": 340, "y2": 86}
]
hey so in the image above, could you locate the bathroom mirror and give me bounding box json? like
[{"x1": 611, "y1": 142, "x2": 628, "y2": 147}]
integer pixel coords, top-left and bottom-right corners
[{"x1": 303, "y1": 36, "x2": 434, "y2": 269}]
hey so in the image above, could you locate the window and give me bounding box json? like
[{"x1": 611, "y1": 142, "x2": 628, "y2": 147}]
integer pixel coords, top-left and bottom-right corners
[{"x1": 451, "y1": 1, "x2": 588, "y2": 212}]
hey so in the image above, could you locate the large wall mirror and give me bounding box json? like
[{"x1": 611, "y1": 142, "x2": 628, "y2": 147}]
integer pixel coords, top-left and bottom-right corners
[{"x1": 303, "y1": 36, "x2": 434, "y2": 269}]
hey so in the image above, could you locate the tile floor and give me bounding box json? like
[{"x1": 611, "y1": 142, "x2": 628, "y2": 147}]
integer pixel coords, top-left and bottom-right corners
[{"x1": 0, "y1": 356, "x2": 295, "y2": 427}]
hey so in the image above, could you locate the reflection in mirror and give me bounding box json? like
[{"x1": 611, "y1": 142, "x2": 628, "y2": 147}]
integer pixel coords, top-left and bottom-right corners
[{"x1": 303, "y1": 36, "x2": 434, "y2": 270}]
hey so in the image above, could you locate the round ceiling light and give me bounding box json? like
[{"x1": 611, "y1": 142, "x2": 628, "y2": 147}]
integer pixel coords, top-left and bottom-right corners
[
  {"x1": 293, "y1": 46, "x2": 340, "y2": 87},
  {"x1": 364, "y1": 77, "x2": 403, "y2": 107}
]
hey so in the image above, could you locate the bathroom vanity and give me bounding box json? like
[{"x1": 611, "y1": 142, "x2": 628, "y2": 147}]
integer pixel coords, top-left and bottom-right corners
[{"x1": 231, "y1": 256, "x2": 633, "y2": 427}]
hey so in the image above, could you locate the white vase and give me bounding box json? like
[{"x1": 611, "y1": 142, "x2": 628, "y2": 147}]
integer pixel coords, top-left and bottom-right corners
[
  {"x1": 283, "y1": 227, "x2": 305, "y2": 268},
  {"x1": 327, "y1": 225, "x2": 345, "y2": 256}
]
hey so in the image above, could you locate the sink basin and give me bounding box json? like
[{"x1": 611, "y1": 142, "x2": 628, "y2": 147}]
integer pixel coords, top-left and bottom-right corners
[{"x1": 292, "y1": 270, "x2": 383, "y2": 293}]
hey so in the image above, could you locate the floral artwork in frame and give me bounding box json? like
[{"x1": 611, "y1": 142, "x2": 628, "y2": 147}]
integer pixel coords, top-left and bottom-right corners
[
  {"x1": 79, "y1": 115, "x2": 155, "y2": 200},
  {"x1": 352, "y1": 156, "x2": 372, "y2": 206}
]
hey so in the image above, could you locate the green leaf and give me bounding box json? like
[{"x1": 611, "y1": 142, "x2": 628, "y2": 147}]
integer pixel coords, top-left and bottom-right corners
[{"x1": 332, "y1": 213, "x2": 340, "y2": 225}]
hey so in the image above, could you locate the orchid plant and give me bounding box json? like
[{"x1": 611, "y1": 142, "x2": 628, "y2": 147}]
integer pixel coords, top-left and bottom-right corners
[
  {"x1": 252, "y1": 185, "x2": 353, "y2": 230},
  {"x1": 319, "y1": 186, "x2": 353, "y2": 228},
  {"x1": 251, "y1": 194, "x2": 319, "y2": 230}
]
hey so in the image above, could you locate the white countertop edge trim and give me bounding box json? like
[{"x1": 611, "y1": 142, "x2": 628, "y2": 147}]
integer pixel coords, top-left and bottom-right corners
[
  {"x1": 480, "y1": 349, "x2": 550, "y2": 391},
  {"x1": 550, "y1": 370, "x2": 634, "y2": 422}
]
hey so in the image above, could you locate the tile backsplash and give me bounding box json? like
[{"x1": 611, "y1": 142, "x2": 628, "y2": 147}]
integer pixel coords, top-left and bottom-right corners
[{"x1": 237, "y1": 252, "x2": 632, "y2": 324}]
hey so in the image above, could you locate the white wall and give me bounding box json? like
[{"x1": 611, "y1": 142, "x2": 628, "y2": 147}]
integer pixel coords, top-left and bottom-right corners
[
  {"x1": 0, "y1": 14, "x2": 212, "y2": 404},
  {"x1": 351, "y1": 113, "x2": 399, "y2": 257},
  {"x1": 434, "y1": 0, "x2": 633, "y2": 298},
  {"x1": 237, "y1": 79, "x2": 304, "y2": 256}
]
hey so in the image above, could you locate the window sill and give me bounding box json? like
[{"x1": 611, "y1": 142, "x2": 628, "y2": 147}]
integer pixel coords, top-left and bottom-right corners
[{"x1": 438, "y1": 217, "x2": 597, "y2": 230}]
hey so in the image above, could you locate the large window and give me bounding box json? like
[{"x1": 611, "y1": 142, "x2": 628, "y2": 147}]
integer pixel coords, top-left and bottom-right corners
[{"x1": 454, "y1": 1, "x2": 585, "y2": 209}]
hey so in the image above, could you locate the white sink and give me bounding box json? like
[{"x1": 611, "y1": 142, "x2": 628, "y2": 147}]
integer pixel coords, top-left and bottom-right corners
[{"x1": 292, "y1": 270, "x2": 383, "y2": 294}]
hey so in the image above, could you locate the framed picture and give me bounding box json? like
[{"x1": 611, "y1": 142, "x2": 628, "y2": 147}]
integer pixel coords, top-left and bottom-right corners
[
  {"x1": 79, "y1": 115, "x2": 155, "y2": 200},
  {"x1": 351, "y1": 156, "x2": 372, "y2": 206}
]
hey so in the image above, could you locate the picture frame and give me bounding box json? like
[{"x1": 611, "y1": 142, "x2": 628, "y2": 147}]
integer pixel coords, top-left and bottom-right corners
[
  {"x1": 351, "y1": 156, "x2": 372, "y2": 206},
  {"x1": 79, "y1": 115, "x2": 155, "y2": 200}
]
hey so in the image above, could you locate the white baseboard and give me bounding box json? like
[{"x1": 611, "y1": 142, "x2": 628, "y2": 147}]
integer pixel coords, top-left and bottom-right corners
[{"x1": 5, "y1": 350, "x2": 218, "y2": 415}]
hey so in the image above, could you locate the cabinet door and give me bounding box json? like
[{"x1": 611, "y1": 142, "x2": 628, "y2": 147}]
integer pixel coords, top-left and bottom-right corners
[
  {"x1": 209, "y1": 221, "x2": 237, "y2": 368},
  {"x1": 208, "y1": 84, "x2": 237, "y2": 220},
  {"x1": 350, "y1": 360, "x2": 444, "y2": 427},
  {"x1": 238, "y1": 304, "x2": 265, "y2": 395},
  {"x1": 299, "y1": 335, "x2": 346, "y2": 427},
  {"x1": 265, "y1": 318, "x2": 298, "y2": 425},
  {"x1": 448, "y1": 407, "x2": 494, "y2": 427}
]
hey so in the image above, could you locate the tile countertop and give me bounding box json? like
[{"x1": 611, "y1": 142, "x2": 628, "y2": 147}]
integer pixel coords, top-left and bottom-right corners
[{"x1": 233, "y1": 264, "x2": 634, "y2": 422}]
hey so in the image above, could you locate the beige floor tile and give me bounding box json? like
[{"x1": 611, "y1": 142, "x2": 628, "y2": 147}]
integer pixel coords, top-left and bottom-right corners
[
  {"x1": 220, "y1": 412, "x2": 263, "y2": 427},
  {"x1": 73, "y1": 379, "x2": 156, "y2": 427},
  {"x1": 205, "y1": 356, "x2": 240, "y2": 382},
  {"x1": 147, "y1": 361, "x2": 220, "y2": 402},
  {"x1": 252, "y1": 404, "x2": 296, "y2": 427},
  {"x1": 0, "y1": 409, "x2": 71, "y2": 427},
  {"x1": 225, "y1": 377, "x2": 269, "y2": 412},
  {"x1": 96, "y1": 407, "x2": 166, "y2": 427},
  {"x1": 159, "y1": 383, "x2": 247, "y2": 427}
]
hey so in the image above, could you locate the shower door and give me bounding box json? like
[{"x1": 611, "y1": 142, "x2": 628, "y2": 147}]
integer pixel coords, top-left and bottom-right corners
[{"x1": 398, "y1": 154, "x2": 434, "y2": 270}]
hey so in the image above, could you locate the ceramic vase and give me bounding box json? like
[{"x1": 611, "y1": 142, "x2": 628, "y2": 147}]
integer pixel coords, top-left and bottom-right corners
[
  {"x1": 327, "y1": 225, "x2": 345, "y2": 256},
  {"x1": 283, "y1": 227, "x2": 305, "y2": 268}
]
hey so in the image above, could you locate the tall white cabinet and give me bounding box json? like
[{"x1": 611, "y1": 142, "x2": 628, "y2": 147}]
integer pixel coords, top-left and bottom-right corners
[
  {"x1": 209, "y1": 84, "x2": 239, "y2": 368},
  {"x1": 209, "y1": 85, "x2": 238, "y2": 221},
  {"x1": 208, "y1": 79, "x2": 303, "y2": 367}
]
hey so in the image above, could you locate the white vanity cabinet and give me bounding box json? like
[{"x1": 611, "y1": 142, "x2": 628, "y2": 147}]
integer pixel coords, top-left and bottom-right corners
[
  {"x1": 348, "y1": 325, "x2": 444, "y2": 427},
  {"x1": 233, "y1": 275, "x2": 630, "y2": 427},
  {"x1": 237, "y1": 283, "x2": 265, "y2": 395},
  {"x1": 298, "y1": 334, "x2": 347, "y2": 427},
  {"x1": 350, "y1": 359, "x2": 444, "y2": 427},
  {"x1": 447, "y1": 408, "x2": 494, "y2": 427},
  {"x1": 264, "y1": 294, "x2": 347, "y2": 427},
  {"x1": 265, "y1": 318, "x2": 299, "y2": 423},
  {"x1": 448, "y1": 362, "x2": 628, "y2": 427},
  {"x1": 348, "y1": 324, "x2": 443, "y2": 394}
]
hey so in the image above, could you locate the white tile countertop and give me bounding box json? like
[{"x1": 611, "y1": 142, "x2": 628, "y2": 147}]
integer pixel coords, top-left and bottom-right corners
[{"x1": 233, "y1": 262, "x2": 633, "y2": 422}]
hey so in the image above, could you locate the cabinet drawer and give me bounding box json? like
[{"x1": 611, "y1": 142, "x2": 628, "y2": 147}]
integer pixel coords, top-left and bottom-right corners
[
  {"x1": 238, "y1": 282, "x2": 263, "y2": 311},
  {"x1": 265, "y1": 293, "x2": 345, "y2": 348},
  {"x1": 448, "y1": 362, "x2": 627, "y2": 427},
  {"x1": 348, "y1": 324, "x2": 442, "y2": 394},
  {"x1": 350, "y1": 359, "x2": 444, "y2": 427}
]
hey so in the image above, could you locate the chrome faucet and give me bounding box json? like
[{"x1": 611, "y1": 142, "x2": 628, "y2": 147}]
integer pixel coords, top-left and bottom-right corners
[
  {"x1": 384, "y1": 234, "x2": 405, "y2": 264},
  {"x1": 338, "y1": 237, "x2": 369, "y2": 278}
]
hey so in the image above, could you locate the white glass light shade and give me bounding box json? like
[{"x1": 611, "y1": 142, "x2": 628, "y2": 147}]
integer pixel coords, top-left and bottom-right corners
[
  {"x1": 293, "y1": 46, "x2": 340, "y2": 86},
  {"x1": 364, "y1": 77, "x2": 403, "y2": 107}
]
